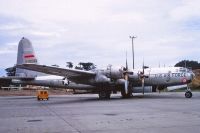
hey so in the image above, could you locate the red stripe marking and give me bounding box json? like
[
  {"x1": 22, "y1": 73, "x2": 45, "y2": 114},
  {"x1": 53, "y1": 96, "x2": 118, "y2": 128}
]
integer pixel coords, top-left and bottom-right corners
[{"x1": 24, "y1": 54, "x2": 35, "y2": 58}]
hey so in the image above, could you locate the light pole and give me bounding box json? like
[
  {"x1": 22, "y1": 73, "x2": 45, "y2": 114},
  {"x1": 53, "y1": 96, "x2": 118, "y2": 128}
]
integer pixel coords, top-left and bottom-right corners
[{"x1": 129, "y1": 36, "x2": 137, "y2": 69}]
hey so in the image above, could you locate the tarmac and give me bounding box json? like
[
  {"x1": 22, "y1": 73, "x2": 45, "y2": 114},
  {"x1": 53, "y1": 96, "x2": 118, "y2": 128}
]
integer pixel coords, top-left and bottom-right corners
[{"x1": 0, "y1": 92, "x2": 200, "y2": 133}]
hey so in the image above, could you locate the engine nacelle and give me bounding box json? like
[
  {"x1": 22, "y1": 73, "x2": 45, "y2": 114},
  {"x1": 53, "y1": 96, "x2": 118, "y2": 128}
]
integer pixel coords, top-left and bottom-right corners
[
  {"x1": 102, "y1": 68, "x2": 123, "y2": 79},
  {"x1": 133, "y1": 86, "x2": 153, "y2": 93},
  {"x1": 95, "y1": 74, "x2": 110, "y2": 83}
]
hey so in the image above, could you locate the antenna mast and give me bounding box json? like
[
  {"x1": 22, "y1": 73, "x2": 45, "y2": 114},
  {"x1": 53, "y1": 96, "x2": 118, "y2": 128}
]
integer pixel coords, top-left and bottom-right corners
[{"x1": 129, "y1": 36, "x2": 137, "y2": 69}]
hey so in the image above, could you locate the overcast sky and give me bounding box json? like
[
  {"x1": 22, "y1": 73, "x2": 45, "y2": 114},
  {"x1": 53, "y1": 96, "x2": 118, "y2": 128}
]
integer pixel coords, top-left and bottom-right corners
[{"x1": 0, "y1": 0, "x2": 200, "y2": 75}]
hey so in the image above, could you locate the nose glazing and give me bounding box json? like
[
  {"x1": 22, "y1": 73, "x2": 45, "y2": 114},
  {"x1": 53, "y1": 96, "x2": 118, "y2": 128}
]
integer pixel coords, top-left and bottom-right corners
[{"x1": 190, "y1": 72, "x2": 195, "y2": 80}]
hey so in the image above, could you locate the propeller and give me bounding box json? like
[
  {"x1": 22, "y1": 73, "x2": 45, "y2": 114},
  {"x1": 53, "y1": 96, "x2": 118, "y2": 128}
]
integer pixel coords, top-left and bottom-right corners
[
  {"x1": 124, "y1": 52, "x2": 129, "y2": 94},
  {"x1": 139, "y1": 60, "x2": 149, "y2": 95},
  {"x1": 122, "y1": 51, "x2": 133, "y2": 96},
  {"x1": 141, "y1": 61, "x2": 145, "y2": 94},
  {"x1": 124, "y1": 72, "x2": 129, "y2": 94}
]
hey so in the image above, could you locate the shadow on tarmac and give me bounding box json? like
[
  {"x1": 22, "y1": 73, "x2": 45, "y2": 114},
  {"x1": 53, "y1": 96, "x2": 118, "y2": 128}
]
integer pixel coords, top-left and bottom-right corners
[
  {"x1": 2, "y1": 92, "x2": 198, "y2": 105},
  {"x1": 39, "y1": 93, "x2": 191, "y2": 105}
]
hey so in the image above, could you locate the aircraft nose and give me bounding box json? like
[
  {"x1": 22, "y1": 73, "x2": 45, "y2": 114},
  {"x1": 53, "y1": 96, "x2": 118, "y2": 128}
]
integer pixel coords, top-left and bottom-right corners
[
  {"x1": 187, "y1": 72, "x2": 195, "y2": 82},
  {"x1": 191, "y1": 72, "x2": 195, "y2": 80}
]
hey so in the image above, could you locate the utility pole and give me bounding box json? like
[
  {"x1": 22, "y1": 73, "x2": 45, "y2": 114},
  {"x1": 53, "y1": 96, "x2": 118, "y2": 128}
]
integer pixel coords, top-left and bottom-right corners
[{"x1": 129, "y1": 36, "x2": 137, "y2": 69}]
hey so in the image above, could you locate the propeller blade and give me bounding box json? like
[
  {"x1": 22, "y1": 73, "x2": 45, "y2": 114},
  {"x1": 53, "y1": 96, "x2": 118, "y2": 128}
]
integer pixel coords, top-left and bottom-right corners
[
  {"x1": 142, "y1": 59, "x2": 144, "y2": 74},
  {"x1": 126, "y1": 51, "x2": 128, "y2": 70},
  {"x1": 124, "y1": 52, "x2": 129, "y2": 95},
  {"x1": 124, "y1": 74, "x2": 129, "y2": 94},
  {"x1": 141, "y1": 59, "x2": 146, "y2": 95},
  {"x1": 142, "y1": 78, "x2": 145, "y2": 95}
]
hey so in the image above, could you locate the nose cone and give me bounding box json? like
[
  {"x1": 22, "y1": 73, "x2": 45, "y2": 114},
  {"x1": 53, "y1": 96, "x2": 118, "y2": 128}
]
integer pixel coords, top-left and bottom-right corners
[
  {"x1": 191, "y1": 72, "x2": 195, "y2": 80},
  {"x1": 187, "y1": 72, "x2": 195, "y2": 83}
]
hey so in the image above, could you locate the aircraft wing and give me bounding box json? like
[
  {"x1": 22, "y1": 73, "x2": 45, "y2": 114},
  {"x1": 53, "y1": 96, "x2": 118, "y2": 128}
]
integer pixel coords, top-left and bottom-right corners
[{"x1": 17, "y1": 64, "x2": 96, "y2": 79}]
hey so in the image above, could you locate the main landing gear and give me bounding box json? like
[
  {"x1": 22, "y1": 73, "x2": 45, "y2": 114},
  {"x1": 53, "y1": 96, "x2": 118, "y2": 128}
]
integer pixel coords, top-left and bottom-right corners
[
  {"x1": 121, "y1": 87, "x2": 132, "y2": 98},
  {"x1": 185, "y1": 85, "x2": 192, "y2": 98},
  {"x1": 98, "y1": 91, "x2": 111, "y2": 99}
]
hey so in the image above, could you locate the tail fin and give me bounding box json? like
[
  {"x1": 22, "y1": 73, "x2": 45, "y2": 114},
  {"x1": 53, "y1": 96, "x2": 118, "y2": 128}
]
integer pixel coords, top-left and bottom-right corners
[{"x1": 15, "y1": 37, "x2": 39, "y2": 77}]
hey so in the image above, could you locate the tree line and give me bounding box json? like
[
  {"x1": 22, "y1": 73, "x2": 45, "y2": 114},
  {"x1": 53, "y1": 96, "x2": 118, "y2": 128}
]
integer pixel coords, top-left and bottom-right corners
[
  {"x1": 66, "y1": 62, "x2": 96, "y2": 71},
  {"x1": 174, "y1": 60, "x2": 200, "y2": 70}
]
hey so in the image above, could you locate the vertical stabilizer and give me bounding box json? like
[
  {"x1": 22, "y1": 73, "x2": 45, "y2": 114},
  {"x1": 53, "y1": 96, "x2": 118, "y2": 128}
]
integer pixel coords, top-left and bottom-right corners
[{"x1": 15, "y1": 37, "x2": 39, "y2": 77}]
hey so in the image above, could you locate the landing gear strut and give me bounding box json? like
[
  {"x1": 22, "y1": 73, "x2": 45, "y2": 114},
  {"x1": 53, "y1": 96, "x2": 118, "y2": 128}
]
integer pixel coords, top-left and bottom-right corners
[{"x1": 185, "y1": 85, "x2": 192, "y2": 98}]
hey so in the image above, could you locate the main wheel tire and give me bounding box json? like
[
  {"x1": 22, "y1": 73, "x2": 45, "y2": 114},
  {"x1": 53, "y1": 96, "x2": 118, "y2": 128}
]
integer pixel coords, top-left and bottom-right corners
[
  {"x1": 121, "y1": 89, "x2": 132, "y2": 98},
  {"x1": 185, "y1": 91, "x2": 192, "y2": 98},
  {"x1": 99, "y1": 91, "x2": 111, "y2": 99}
]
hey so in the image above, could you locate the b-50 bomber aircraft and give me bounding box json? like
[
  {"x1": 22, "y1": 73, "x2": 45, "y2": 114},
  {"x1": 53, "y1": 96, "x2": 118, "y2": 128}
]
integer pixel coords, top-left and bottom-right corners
[{"x1": 17, "y1": 37, "x2": 195, "y2": 99}]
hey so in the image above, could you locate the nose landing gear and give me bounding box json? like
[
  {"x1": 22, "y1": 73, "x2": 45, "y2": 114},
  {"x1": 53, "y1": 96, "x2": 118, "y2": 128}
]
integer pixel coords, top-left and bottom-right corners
[{"x1": 185, "y1": 85, "x2": 192, "y2": 98}]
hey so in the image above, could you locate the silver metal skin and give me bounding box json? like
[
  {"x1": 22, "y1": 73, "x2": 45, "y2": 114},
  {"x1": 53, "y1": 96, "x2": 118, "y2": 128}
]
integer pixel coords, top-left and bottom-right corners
[{"x1": 16, "y1": 38, "x2": 194, "y2": 99}]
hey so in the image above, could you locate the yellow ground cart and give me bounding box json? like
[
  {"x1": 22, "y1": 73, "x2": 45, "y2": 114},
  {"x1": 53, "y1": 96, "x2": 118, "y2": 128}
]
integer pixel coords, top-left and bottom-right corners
[{"x1": 37, "y1": 90, "x2": 49, "y2": 100}]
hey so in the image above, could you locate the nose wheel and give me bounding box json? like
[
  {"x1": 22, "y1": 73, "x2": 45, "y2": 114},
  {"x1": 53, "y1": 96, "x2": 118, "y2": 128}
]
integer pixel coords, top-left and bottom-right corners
[{"x1": 185, "y1": 91, "x2": 192, "y2": 98}]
